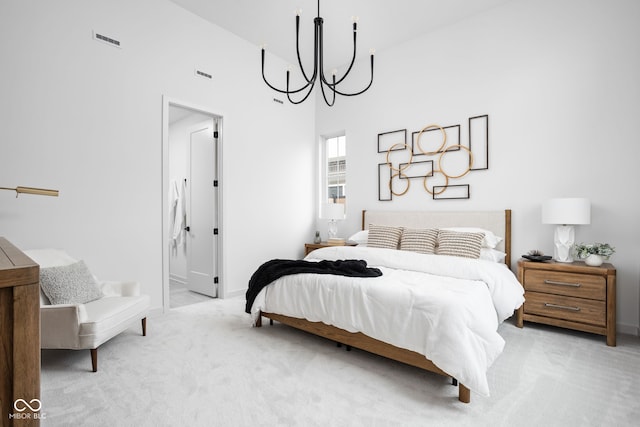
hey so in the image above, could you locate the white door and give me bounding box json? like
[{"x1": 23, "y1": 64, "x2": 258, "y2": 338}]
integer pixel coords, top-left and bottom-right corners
[{"x1": 186, "y1": 121, "x2": 218, "y2": 297}]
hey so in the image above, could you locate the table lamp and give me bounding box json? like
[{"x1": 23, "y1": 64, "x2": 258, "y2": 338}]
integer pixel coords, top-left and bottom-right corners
[
  {"x1": 542, "y1": 198, "x2": 590, "y2": 262},
  {"x1": 321, "y1": 203, "x2": 344, "y2": 240}
]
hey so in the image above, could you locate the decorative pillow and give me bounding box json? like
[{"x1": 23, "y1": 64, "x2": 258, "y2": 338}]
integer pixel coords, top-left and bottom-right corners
[
  {"x1": 39, "y1": 260, "x2": 103, "y2": 305},
  {"x1": 436, "y1": 230, "x2": 483, "y2": 259},
  {"x1": 348, "y1": 230, "x2": 369, "y2": 246},
  {"x1": 479, "y1": 248, "x2": 507, "y2": 263},
  {"x1": 441, "y1": 227, "x2": 503, "y2": 249},
  {"x1": 367, "y1": 224, "x2": 402, "y2": 249},
  {"x1": 400, "y1": 228, "x2": 438, "y2": 254}
]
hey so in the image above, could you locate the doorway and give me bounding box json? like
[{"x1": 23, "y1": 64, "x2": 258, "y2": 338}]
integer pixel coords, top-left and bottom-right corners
[{"x1": 162, "y1": 97, "x2": 223, "y2": 311}]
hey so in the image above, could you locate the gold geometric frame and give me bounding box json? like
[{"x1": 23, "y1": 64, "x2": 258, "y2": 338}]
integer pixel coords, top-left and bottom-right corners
[
  {"x1": 423, "y1": 170, "x2": 449, "y2": 196},
  {"x1": 385, "y1": 143, "x2": 413, "y2": 172},
  {"x1": 414, "y1": 124, "x2": 447, "y2": 155},
  {"x1": 438, "y1": 144, "x2": 473, "y2": 179},
  {"x1": 377, "y1": 115, "x2": 488, "y2": 201},
  {"x1": 390, "y1": 171, "x2": 411, "y2": 196}
]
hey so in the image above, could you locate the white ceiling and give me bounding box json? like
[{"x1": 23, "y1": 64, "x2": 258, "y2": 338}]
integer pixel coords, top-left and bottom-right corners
[{"x1": 168, "y1": 0, "x2": 513, "y2": 69}]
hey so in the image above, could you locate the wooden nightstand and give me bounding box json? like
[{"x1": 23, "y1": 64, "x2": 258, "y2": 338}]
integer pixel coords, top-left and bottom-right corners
[
  {"x1": 516, "y1": 259, "x2": 616, "y2": 346},
  {"x1": 304, "y1": 241, "x2": 357, "y2": 256}
]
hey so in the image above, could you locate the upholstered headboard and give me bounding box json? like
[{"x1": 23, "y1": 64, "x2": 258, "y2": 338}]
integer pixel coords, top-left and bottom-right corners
[{"x1": 362, "y1": 210, "x2": 512, "y2": 266}]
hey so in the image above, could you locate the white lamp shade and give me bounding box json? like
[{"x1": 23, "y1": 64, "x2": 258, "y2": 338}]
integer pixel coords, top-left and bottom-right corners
[
  {"x1": 542, "y1": 198, "x2": 590, "y2": 225},
  {"x1": 321, "y1": 203, "x2": 344, "y2": 220}
]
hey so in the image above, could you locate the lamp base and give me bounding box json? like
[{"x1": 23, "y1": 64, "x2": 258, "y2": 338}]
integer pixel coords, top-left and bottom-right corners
[
  {"x1": 553, "y1": 225, "x2": 575, "y2": 263},
  {"x1": 327, "y1": 219, "x2": 338, "y2": 240}
]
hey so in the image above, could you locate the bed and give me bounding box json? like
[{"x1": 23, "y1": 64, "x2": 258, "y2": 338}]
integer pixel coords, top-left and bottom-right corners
[{"x1": 247, "y1": 209, "x2": 524, "y2": 403}]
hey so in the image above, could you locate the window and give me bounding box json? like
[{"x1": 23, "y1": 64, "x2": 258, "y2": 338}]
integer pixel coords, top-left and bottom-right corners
[{"x1": 325, "y1": 135, "x2": 346, "y2": 208}]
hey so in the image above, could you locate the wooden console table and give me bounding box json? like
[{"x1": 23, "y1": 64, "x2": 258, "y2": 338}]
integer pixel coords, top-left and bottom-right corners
[{"x1": 0, "y1": 238, "x2": 41, "y2": 426}]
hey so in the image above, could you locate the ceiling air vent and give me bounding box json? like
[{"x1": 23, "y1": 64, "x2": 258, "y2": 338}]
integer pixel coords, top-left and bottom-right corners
[
  {"x1": 93, "y1": 31, "x2": 121, "y2": 48},
  {"x1": 195, "y1": 69, "x2": 213, "y2": 80}
]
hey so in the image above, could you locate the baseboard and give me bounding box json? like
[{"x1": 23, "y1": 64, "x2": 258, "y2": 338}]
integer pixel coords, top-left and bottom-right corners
[
  {"x1": 169, "y1": 274, "x2": 187, "y2": 286},
  {"x1": 617, "y1": 323, "x2": 639, "y2": 337},
  {"x1": 223, "y1": 288, "x2": 245, "y2": 299},
  {"x1": 147, "y1": 306, "x2": 164, "y2": 318}
]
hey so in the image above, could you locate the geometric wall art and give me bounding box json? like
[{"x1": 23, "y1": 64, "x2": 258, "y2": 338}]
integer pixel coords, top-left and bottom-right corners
[
  {"x1": 377, "y1": 114, "x2": 489, "y2": 201},
  {"x1": 469, "y1": 114, "x2": 489, "y2": 170}
]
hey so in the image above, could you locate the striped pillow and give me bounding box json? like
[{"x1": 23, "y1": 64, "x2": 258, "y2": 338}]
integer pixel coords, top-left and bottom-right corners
[
  {"x1": 400, "y1": 228, "x2": 438, "y2": 254},
  {"x1": 367, "y1": 224, "x2": 402, "y2": 249},
  {"x1": 436, "y1": 230, "x2": 483, "y2": 259}
]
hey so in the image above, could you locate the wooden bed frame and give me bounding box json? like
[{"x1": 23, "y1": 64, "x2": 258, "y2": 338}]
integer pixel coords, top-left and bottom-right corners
[{"x1": 256, "y1": 209, "x2": 512, "y2": 403}]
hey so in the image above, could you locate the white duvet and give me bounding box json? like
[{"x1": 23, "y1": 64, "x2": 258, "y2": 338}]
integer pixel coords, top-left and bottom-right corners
[{"x1": 250, "y1": 246, "x2": 524, "y2": 397}]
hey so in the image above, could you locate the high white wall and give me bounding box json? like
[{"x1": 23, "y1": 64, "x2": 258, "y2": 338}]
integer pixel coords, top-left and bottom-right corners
[
  {"x1": 316, "y1": 0, "x2": 640, "y2": 334},
  {"x1": 0, "y1": 0, "x2": 315, "y2": 309}
]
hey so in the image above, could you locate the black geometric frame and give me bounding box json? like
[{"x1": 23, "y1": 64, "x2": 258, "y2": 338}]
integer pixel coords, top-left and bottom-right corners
[
  {"x1": 377, "y1": 162, "x2": 392, "y2": 201},
  {"x1": 469, "y1": 115, "x2": 489, "y2": 170},
  {"x1": 398, "y1": 159, "x2": 434, "y2": 179},
  {"x1": 377, "y1": 115, "x2": 488, "y2": 201},
  {"x1": 433, "y1": 184, "x2": 470, "y2": 200},
  {"x1": 377, "y1": 129, "x2": 407, "y2": 154}
]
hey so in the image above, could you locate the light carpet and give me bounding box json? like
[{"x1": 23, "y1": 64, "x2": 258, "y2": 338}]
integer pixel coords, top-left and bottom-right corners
[{"x1": 40, "y1": 297, "x2": 640, "y2": 427}]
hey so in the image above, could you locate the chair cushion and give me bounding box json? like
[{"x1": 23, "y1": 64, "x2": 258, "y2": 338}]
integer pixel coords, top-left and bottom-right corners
[
  {"x1": 78, "y1": 295, "x2": 150, "y2": 349},
  {"x1": 39, "y1": 260, "x2": 104, "y2": 305}
]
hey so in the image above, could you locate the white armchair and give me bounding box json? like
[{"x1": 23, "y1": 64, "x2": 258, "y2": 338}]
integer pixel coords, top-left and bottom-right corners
[{"x1": 25, "y1": 249, "x2": 150, "y2": 372}]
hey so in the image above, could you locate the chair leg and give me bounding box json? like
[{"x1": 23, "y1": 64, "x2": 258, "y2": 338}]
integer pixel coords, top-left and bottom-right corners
[
  {"x1": 90, "y1": 348, "x2": 98, "y2": 372},
  {"x1": 141, "y1": 317, "x2": 147, "y2": 336}
]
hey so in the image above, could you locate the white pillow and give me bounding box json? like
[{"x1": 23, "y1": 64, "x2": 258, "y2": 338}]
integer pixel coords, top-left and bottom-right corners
[
  {"x1": 348, "y1": 230, "x2": 369, "y2": 246},
  {"x1": 479, "y1": 248, "x2": 507, "y2": 263},
  {"x1": 441, "y1": 227, "x2": 503, "y2": 249}
]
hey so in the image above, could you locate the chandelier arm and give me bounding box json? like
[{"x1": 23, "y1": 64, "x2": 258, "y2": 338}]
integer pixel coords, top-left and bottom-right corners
[
  {"x1": 261, "y1": 48, "x2": 315, "y2": 95},
  {"x1": 319, "y1": 75, "x2": 337, "y2": 107},
  {"x1": 323, "y1": 22, "x2": 358, "y2": 87},
  {"x1": 295, "y1": 14, "x2": 313, "y2": 84},
  {"x1": 330, "y1": 54, "x2": 375, "y2": 97},
  {"x1": 286, "y1": 71, "x2": 317, "y2": 104}
]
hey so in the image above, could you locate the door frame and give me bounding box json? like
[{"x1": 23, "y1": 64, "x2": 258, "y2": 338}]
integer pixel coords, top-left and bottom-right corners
[{"x1": 162, "y1": 95, "x2": 224, "y2": 312}]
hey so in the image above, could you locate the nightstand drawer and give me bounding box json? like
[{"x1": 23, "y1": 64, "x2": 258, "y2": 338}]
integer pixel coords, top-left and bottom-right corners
[
  {"x1": 524, "y1": 269, "x2": 605, "y2": 300},
  {"x1": 524, "y1": 291, "x2": 605, "y2": 326}
]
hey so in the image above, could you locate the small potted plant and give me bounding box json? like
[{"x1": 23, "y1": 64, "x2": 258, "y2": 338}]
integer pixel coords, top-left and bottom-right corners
[{"x1": 574, "y1": 242, "x2": 615, "y2": 266}]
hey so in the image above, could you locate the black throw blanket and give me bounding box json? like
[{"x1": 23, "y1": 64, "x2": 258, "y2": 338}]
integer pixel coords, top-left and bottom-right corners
[{"x1": 245, "y1": 259, "x2": 382, "y2": 314}]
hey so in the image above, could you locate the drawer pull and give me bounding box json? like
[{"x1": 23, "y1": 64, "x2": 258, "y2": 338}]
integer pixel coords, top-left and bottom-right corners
[
  {"x1": 544, "y1": 279, "x2": 581, "y2": 288},
  {"x1": 544, "y1": 303, "x2": 581, "y2": 312}
]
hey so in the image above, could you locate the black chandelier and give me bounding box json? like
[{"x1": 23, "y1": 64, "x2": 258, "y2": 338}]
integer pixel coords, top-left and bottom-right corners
[{"x1": 261, "y1": 0, "x2": 374, "y2": 106}]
